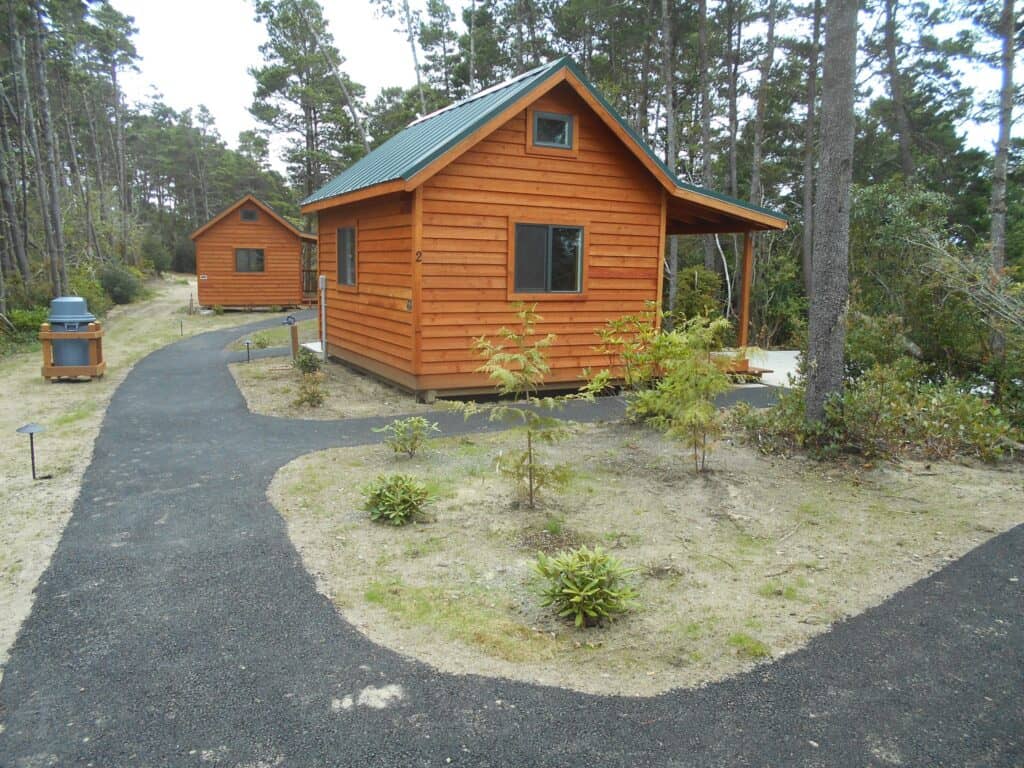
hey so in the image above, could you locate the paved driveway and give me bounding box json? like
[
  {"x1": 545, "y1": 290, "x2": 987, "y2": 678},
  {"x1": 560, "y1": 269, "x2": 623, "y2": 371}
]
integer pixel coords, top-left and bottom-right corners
[{"x1": 0, "y1": 318, "x2": 1020, "y2": 767}]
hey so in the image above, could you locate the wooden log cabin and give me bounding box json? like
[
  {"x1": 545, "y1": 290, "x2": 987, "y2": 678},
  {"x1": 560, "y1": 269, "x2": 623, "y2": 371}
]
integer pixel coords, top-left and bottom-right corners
[
  {"x1": 191, "y1": 195, "x2": 316, "y2": 309},
  {"x1": 301, "y1": 57, "x2": 787, "y2": 398}
]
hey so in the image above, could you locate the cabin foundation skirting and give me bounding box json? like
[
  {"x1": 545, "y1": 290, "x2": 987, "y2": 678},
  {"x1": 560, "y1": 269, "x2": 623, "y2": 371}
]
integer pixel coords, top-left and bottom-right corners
[{"x1": 325, "y1": 341, "x2": 590, "y2": 400}]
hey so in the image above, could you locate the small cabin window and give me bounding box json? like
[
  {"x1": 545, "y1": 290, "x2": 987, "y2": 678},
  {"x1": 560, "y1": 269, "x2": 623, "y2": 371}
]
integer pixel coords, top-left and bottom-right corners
[
  {"x1": 514, "y1": 224, "x2": 582, "y2": 293},
  {"x1": 337, "y1": 227, "x2": 356, "y2": 286},
  {"x1": 235, "y1": 248, "x2": 265, "y2": 272},
  {"x1": 240, "y1": 208, "x2": 259, "y2": 222},
  {"x1": 533, "y1": 112, "x2": 573, "y2": 149}
]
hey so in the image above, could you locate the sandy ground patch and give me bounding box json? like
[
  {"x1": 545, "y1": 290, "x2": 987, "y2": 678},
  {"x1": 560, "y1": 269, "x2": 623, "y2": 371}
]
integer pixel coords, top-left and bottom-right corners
[
  {"x1": 0, "y1": 276, "x2": 271, "y2": 682},
  {"x1": 270, "y1": 422, "x2": 1023, "y2": 696},
  {"x1": 230, "y1": 355, "x2": 434, "y2": 420}
]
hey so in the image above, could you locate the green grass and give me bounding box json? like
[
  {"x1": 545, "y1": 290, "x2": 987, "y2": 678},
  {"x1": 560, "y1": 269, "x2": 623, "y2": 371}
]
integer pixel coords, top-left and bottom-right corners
[
  {"x1": 726, "y1": 632, "x2": 771, "y2": 659},
  {"x1": 757, "y1": 575, "x2": 810, "y2": 601},
  {"x1": 51, "y1": 401, "x2": 99, "y2": 428},
  {"x1": 363, "y1": 578, "x2": 561, "y2": 662},
  {"x1": 229, "y1": 319, "x2": 316, "y2": 351},
  {"x1": 543, "y1": 515, "x2": 565, "y2": 536}
]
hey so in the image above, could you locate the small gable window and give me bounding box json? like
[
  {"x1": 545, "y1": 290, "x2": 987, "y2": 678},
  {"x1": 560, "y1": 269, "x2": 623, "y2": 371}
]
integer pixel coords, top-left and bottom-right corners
[
  {"x1": 240, "y1": 208, "x2": 259, "y2": 222},
  {"x1": 514, "y1": 224, "x2": 582, "y2": 294},
  {"x1": 337, "y1": 227, "x2": 356, "y2": 286},
  {"x1": 235, "y1": 248, "x2": 265, "y2": 272},
  {"x1": 533, "y1": 112, "x2": 573, "y2": 149}
]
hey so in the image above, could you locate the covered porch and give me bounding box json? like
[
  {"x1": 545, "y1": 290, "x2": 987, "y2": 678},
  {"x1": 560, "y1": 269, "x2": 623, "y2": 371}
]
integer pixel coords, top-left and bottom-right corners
[{"x1": 665, "y1": 190, "x2": 788, "y2": 357}]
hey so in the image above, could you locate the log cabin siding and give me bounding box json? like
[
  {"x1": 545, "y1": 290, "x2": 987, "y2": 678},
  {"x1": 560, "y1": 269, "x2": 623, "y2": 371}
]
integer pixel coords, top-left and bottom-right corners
[
  {"x1": 318, "y1": 193, "x2": 416, "y2": 383},
  {"x1": 194, "y1": 204, "x2": 305, "y2": 307},
  {"x1": 416, "y1": 83, "x2": 664, "y2": 391}
]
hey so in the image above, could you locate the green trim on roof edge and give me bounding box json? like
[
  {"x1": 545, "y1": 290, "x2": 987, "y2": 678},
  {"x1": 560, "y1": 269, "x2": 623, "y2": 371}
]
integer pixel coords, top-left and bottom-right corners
[{"x1": 302, "y1": 57, "x2": 786, "y2": 224}]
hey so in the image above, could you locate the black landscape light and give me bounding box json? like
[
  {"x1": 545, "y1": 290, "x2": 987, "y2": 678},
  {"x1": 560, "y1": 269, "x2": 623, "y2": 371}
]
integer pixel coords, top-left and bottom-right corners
[
  {"x1": 16, "y1": 423, "x2": 51, "y2": 480},
  {"x1": 244, "y1": 339, "x2": 253, "y2": 363}
]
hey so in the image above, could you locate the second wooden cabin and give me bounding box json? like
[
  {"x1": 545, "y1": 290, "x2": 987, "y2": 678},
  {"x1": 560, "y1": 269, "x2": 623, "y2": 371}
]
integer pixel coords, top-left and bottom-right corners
[
  {"x1": 191, "y1": 195, "x2": 316, "y2": 309},
  {"x1": 301, "y1": 57, "x2": 787, "y2": 398}
]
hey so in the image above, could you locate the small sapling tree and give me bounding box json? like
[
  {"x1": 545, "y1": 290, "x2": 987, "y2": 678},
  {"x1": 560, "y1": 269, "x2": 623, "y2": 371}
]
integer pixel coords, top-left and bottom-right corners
[{"x1": 460, "y1": 303, "x2": 588, "y2": 508}]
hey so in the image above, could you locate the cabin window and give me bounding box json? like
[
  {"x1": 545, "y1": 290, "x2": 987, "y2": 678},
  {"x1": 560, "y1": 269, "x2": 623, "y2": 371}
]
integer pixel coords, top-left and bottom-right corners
[
  {"x1": 337, "y1": 227, "x2": 356, "y2": 286},
  {"x1": 240, "y1": 208, "x2": 259, "y2": 222},
  {"x1": 532, "y1": 112, "x2": 573, "y2": 149},
  {"x1": 235, "y1": 248, "x2": 265, "y2": 272},
  {"x1": 514, "y1": 224, "x2": 582, "y2": 293}
]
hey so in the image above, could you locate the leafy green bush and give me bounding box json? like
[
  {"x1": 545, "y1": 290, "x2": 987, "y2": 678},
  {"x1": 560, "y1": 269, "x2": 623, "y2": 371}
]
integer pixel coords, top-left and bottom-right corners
[
  {"x1": 292, "y1": 372, "x2": 326, "y2": 407},
  {"x1": 845, "y1": 312, "x2": 916, "y2": 378},
  {"x1": 364, "y1": 474, "x2": 431, "y2": 525},
  {"x1": 293, "y1": 347, "x2": 322, "y2": 374},
  {"x1": 734, "y1": 362, "x2": 1018, "y2": 462},
  {"x1": 7, "y1": 307, "x2": 48, "y2": 332},
  {"x1": 212, "y1": 305, "x2": 225, "y2": 315},
  {"x1": 99, "y1": 263, "x2": 143, "y2": 304},
  {"x1": 252, "y1": 331, "x2": 272, "y2": 349},
  {"x1": 672, "y1": 265, "x2": 722, "y2": 320},
  {"x1": 533, "y1": 546, "x2": 638, "y2": 628},
  {"x1": 374, "y1": 416, "x2": 440, "y2": 457},
  {"x1": 68, "y1": 267, "x2": 113, "y2": 317}
]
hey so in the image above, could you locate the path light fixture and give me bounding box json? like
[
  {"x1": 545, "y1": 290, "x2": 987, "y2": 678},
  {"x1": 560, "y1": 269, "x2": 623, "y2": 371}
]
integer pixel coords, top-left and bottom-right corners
[
  {"x1": 16, "y1": 423, "x2": 51, "y2": 480},
  {"x1": 244, "y1": 339, "x2": 253, "y2": 363}
]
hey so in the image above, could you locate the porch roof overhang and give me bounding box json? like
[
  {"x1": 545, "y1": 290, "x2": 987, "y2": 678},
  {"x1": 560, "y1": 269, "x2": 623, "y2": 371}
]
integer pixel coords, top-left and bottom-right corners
[{"x1": 665, "y1": 190, "x2": 789, "y2": 236}]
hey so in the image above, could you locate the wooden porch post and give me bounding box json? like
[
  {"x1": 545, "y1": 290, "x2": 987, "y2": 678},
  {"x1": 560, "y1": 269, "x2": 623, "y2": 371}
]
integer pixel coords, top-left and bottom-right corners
[{"x1": 738, "y1": 231, "x2": 754, "y2": 348}]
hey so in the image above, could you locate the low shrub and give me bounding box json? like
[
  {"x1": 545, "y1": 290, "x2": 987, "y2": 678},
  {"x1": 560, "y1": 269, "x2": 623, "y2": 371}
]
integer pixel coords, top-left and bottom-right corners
[
  {"x1": 533, "y1": 545, "x2": 638, "y2": 628},
  {"x1": 7, "y1": 307, "x2": 48, "y2": 333},
  {"x1": 672, "y1": 265, "x2": 722, "y2": 320},
  {"x1": 364, "y1": 474, "x2": 431, "y2": 525},
  {"x1": 212, "y1": 305, "x2": 225, "y2": 315},
  {"x1": 625, "y1": 316, "x2": 731, "y2": 472},
  {"x1": 99, "y1": 262, "x2": 143, "y2": 304},
  {"x1": 374, "y1": 416, "x2": 441, "y2": 458},
  {"x1": 68, "y1": 267, "x2": 113, "y2": 317},
  {"x1": 293, "y1": 347, "x2": 322, "y2": 374},
  {"x1": 293, "y1": 371, "x2": 326, "y2": 407},
  {"x1": 252, "y1": 331, "x2": 272, "y2": 349},
  {"x1": 734, "y1": 362, "x2": 1018, "y2": 462}
]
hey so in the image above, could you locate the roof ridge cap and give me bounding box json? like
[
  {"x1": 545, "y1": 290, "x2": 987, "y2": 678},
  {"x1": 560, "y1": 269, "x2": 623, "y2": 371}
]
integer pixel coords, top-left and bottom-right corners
[{"x1": 407, "y1": 58, "x2": 564, "y2": 127}]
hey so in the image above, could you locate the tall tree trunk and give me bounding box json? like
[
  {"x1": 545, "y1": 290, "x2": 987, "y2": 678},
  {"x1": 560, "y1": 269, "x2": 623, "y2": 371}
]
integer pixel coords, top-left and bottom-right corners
[
  {"x1": 989, "y1": 0, "x2": 1015, "y2": 360},
  {"x1": 883, "y1": 0, "x2": 914, "y2": 178},
  {"x1": 661, "y1": 0, "x2": 678, "y2": 322},
  {"x1": 401, "y1": 0, "x2": 427, "y2": 112},
  {"x1": 750, "y1": 0, "x2": 776, "y2": 207},
  {"x1": 468, "y1": 0, "x2": 476, "y2": 90},
  {"x1": 727, "y1": 0, "x2": 743, "y2": 308},
  {"x1": 699, "y1": 0, "x2": 716, "y2": 271},
  {"x1": 83, "y1": 91, "x2": 108, "y2": 225},
  {"x1": 0, "y1": 75, "x2": 31, "y2": 284},
  {"x1": 802, "y1": 0, "x2": 821, "y2": 296},
  {"x1": 8, "y1": 0, "x2": 58, "y2": 295},
  {"x1": 989, "y1": 0, "x2": 1014, "y2": 277},
  {"x1": 62, "y1": 104, "x2": 101, "y2": 264},
  {"x1": 110, "y1": 61, "x2": 129, "y2": 264},
  {"x1": 31, "y1": 2, "x2": 67, "y2": 293},
  {"x1": 805, "y1": 0, "x2": 858, "y2": 423}
]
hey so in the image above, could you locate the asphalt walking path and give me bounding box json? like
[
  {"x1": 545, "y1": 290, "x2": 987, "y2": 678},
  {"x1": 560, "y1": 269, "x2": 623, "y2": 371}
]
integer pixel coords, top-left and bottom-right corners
[{"x1": 0, "y1": 317, "x2": 1021, "y2": 767}]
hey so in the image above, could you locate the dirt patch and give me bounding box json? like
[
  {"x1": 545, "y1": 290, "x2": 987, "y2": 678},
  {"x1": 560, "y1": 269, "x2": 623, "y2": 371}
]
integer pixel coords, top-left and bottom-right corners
[
  {"x1": 269, "y1": 422, "x2": 1023, "y2": 696},
  {"x1": 230, "y1": 356, "x2": 433, "y2": 420},
  {"x1": 0, "y1": 277, "x2": 271, "y2": 682}
]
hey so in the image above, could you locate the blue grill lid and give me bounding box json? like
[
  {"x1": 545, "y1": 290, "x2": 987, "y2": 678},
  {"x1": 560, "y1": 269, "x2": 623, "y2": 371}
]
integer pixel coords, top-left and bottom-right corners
[{"x1": 48, "y1": 296, "x2": 96, "y2": 324}]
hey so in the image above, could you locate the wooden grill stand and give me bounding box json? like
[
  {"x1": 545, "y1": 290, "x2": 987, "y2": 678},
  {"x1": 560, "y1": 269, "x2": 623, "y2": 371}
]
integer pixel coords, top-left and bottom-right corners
[{"x1": 39, "y1": 322, "x2": 106, "y2": 380}]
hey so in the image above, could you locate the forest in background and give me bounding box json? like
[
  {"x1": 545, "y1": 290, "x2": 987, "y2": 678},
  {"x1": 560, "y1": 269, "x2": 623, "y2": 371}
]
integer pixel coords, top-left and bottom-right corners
[{"x1": 0, "y1": 0, "x2": 1020, "y2": 423}]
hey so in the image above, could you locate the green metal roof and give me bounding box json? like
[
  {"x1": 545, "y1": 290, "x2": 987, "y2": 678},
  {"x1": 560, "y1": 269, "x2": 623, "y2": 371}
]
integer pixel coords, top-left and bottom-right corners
[{"x1": 302, "y1": 57, "x2": 786, "y2": 224}]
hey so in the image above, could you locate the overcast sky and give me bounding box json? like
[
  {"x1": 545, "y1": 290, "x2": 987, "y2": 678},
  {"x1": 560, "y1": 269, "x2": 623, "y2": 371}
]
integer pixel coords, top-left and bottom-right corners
[
  {"x1": 113, "y1": 0, "x2": 439, "y2": 151},
  {"x1": 112, "y1": 0, "x2": 1014, "y2": 172}
]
